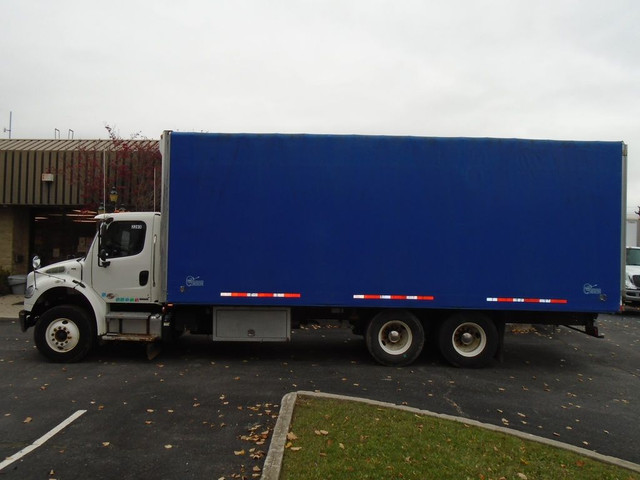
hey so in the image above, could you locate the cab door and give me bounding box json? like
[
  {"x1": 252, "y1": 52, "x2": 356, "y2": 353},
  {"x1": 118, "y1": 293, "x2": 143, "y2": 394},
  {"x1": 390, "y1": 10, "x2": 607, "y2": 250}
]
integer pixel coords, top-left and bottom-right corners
[{"x1": 91, "y1": 218, "x2": 154, "y2": 304}]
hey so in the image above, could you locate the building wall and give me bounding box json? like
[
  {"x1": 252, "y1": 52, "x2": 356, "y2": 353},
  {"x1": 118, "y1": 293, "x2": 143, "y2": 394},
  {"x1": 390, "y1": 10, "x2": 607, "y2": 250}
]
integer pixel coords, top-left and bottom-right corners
[
  {"x1": 13, "y1": 206, "x2": 30, "y2": 274},
  {"x1": 0, "y1": 206, "x2": 29, "y2": 274},
  {"x1": 627, "y1": 217, "x2": 639, "y2": 247},
  {"x1": 0, "y1": 208, "x2": 12, "y2": 273},
  {"x1": 0, "y1": 138, "x2": 159, "y2": 275}
]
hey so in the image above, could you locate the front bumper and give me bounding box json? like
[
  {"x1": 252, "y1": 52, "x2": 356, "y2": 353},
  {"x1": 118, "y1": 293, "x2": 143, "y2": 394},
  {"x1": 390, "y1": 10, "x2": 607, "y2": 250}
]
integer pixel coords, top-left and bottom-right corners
[
  {"x1": 19, "y1": 310, "x2": 36, "y2": 332},
  {"x1": 624, "y1": 286, "x2": 640, "y2": 302}
]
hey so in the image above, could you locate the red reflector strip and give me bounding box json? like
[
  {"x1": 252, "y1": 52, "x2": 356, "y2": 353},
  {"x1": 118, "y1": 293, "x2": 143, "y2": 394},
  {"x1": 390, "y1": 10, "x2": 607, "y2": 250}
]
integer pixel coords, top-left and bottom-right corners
[
  {"x1": 220, "y1": 292, "x2": 301, "y2": 298},
  {"x1": 486, "y1": 297, "x2": 567, "y2": 304},
  {"x1": 353, "y1": 294, "x2": 434, "y2": 301}
]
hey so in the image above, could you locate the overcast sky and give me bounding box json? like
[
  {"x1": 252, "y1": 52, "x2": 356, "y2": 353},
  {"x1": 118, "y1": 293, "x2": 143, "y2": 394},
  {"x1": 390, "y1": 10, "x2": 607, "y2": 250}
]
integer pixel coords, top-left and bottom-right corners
[{"x1": 2, "y1": 0, "x2": 640, "y2": 212}]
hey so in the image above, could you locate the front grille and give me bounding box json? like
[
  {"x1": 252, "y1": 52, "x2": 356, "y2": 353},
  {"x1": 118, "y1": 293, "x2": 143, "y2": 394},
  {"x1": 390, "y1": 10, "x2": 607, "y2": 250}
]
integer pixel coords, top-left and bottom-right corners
[{"x1": 632, "y1": 275, "x2": 640, "y2": 287}]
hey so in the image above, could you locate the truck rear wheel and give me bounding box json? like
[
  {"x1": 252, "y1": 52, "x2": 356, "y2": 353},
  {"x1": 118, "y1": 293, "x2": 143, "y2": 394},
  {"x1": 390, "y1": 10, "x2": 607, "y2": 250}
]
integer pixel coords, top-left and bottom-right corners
[
  {"x1": 438, "y1": 312, "x2": 498, "y2": 367},
  {"x1": 34, "y1": 305, "x2": 95, "y2": 363},
  {"x1": 365, "y1": 310, "x2": 424, "y2": 366}
]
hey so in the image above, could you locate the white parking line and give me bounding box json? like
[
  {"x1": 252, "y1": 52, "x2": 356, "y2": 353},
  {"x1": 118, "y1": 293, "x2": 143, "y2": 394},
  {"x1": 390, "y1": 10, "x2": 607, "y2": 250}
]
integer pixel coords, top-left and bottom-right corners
[{"x1": 0, "y1": 410, "x2": 87, "y2": 471}]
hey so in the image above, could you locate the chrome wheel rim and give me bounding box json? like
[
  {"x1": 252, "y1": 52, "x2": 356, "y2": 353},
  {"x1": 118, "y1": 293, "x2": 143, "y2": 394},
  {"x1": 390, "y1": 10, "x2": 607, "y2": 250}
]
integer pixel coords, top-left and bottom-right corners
[
  {"x1": 378, "y1": 320, "x2": 412, "y2": 355},
  {"x1": 45, "y1": 318, "x2": 80, "y2": 352},
  {"x1": 451, "y1": 322, "x2": 486, "y2": 357}
]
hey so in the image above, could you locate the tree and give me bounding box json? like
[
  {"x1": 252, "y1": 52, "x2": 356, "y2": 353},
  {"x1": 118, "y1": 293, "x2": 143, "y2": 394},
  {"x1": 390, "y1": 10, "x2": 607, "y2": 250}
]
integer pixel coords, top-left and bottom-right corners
[{"x1": 66, "y1": 126, "x2": 161, "y2": 212}]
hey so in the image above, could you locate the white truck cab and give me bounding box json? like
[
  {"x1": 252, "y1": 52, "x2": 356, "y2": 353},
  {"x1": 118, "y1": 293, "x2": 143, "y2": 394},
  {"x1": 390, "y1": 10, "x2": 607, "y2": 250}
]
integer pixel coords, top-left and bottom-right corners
[{"x1": 20, "y1": 212, "x2": 162, "y2": 362}]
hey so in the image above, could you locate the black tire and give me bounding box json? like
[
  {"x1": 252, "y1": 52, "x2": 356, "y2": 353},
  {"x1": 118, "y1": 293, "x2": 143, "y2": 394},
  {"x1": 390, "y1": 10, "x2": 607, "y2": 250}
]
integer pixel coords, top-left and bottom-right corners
[
  {"x1": 34, "y1": 305, "x2": 95, "y2": 363},
  {"x1": 438, "y1": 312, "x2": 498, "y2": 368},
  {"x1": 365, "y1": 310, "x2": 425, "y2": 366}
]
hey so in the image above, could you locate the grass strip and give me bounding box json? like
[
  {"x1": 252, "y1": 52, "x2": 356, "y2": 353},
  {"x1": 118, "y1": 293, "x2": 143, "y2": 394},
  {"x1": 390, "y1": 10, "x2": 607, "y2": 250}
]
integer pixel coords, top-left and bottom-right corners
[{"x1": 280, "y1": 395, "x2": 637, "y2": 480}]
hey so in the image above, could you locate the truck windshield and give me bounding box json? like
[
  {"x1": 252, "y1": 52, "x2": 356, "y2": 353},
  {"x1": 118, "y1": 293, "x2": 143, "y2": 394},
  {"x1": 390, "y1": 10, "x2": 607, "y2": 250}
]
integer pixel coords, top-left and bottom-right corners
[{"x1": 626, "y1": 248, "x2": 640, "y2": 266}]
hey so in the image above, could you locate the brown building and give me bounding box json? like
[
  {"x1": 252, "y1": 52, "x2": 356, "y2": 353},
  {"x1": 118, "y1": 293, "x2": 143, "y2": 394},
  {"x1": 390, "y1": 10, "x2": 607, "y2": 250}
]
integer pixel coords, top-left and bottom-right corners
[{"x1": 0, "y1": 138, "x2": 160, "y2": 275}]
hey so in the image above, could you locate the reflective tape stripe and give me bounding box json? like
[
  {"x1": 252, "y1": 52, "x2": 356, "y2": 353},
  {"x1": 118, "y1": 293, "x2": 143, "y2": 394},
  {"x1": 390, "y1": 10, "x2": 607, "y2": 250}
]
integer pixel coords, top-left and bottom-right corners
[
  {"x1": 486, "y1": 297, "x2": 567, "y2": 304},
  {"x1": 220, "y1": 292, "x2": 301, "y2": 298},
  {"x1": 353, "y1": 294, "x2": 434, "y2": 301}
]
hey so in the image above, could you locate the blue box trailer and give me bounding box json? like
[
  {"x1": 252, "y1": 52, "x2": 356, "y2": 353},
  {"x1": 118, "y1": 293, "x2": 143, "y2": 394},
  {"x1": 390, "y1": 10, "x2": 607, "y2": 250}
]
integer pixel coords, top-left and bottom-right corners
[
  {"x1": 159, "y1": 132, "x2": 626, "y2": 366},
  {"x1": 19, "y1": 131, "x2": 626, "y2": 367}
]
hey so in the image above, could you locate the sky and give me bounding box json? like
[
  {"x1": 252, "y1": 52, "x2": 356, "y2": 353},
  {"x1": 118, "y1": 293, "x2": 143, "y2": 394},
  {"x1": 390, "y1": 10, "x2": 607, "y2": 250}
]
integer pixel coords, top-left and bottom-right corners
[{"x1": 2, "y1": 0, "x2": 640, "y2": 212}]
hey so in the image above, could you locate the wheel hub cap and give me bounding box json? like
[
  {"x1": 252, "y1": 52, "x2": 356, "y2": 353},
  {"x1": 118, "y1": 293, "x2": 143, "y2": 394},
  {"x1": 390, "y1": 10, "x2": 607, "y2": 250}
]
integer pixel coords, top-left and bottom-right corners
[
  {"x1": 388, "y1": 330, "x2": 401, "y2": 343},
  {"x1": 460, "y1": 332, "x2": 474, "y2": 346},
  {"x1": 54, "y1": 328, "x2": 69, "y2": 342}
]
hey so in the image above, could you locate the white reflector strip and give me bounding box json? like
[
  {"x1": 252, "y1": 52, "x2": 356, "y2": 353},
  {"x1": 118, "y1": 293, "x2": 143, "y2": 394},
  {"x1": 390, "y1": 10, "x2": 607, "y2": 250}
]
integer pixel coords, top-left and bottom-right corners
[
  {"x1": 353, "y1": 294, "x2": 434, "y2": 301},
  {"x1": 486, "y1": 297, "x2": 567, "y2": 304},
  {"x1": 221, "y1": 292, "x2": 301, "y2": 298}
]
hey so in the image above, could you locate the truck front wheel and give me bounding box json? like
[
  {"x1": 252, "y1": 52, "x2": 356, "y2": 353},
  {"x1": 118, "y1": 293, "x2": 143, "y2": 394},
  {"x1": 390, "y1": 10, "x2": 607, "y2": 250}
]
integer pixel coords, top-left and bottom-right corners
[
  {"x1": 438, "y1": 313, "x2": 498, "y2": 368},
  {"x1": 365, "y1": 310, "x2": 425, "y2": 366},
  {"x1": 34, "y1": 305, "x2": 95, "y2": 363}
]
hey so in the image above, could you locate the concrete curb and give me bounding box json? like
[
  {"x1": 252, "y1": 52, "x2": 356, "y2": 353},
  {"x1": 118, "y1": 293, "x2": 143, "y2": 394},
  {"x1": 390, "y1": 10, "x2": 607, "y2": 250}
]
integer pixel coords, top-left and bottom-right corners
[
  {"x1": 261, "y1": 392, "x2": 297, "y2": 480},
  {"x1": 262, "y1": 390, "x2": 640, "y2": 479}
]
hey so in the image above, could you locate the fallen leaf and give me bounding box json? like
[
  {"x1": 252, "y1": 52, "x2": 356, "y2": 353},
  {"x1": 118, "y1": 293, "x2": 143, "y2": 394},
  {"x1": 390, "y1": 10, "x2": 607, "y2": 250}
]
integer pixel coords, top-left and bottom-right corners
[
  {"x1": 164, "y1": 444, "x2": 173, "y2": 449},
  {"x1": 102, "y1": 442, "x2": 110, "y2": 447},
  {"x1": 287, "y1": 432, "x2": 298, "y2": 441},
  {"x1": 23, "y1": 417, "x2": 32, "y2": 423},
  {"x1": 290, "y1": 447, "x2": 302, "y2": 452},
  {"x1": 234, "y1": 449, "x2": 245, "y2": 456},
  {"x1": 517, "y1": 473, "x2": 528, "y2": 480}
]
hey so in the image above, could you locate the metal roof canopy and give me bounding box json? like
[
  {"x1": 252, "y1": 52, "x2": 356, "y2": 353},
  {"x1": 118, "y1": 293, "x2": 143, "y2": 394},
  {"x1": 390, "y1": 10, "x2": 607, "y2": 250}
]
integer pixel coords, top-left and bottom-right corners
[{"x1": 0, "y1": 138, "x2": 158, "y2": 152}]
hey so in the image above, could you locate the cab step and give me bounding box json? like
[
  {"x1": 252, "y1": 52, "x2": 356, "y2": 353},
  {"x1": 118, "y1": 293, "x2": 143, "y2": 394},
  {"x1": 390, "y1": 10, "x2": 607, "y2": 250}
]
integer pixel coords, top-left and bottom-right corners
[{"x1": 104, "y1": 311, "x2": 162, "y2": 342}]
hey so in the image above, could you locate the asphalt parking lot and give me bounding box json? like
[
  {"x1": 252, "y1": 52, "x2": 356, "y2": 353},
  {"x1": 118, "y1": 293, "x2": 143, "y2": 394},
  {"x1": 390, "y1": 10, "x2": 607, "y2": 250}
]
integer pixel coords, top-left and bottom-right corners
[{"x1": 1, "y1": 307, "x2": 638, "y2": 479}]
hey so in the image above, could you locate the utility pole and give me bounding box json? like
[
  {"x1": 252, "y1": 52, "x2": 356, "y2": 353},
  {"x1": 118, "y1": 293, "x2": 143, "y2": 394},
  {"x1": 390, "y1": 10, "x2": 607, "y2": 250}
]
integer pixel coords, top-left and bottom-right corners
[{"x1": 3, "y1": 111, "x2": 11, "y2": 138}]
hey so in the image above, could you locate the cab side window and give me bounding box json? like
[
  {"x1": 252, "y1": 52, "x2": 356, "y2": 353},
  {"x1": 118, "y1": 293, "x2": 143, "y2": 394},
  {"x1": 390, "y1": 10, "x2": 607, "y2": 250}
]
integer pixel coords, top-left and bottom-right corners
[{"x1": 103, "y1": 221, "x2": 146, "y2": 259}]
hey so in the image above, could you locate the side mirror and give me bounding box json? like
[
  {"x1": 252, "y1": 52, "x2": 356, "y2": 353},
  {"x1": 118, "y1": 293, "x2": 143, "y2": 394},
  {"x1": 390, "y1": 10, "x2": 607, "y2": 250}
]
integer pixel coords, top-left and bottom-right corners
[
  {"x1": 32, "y1": 255, "x2": 41, "y2": 270},
  {"x1": 97, "y1": 218, "x2": 113, "y2": 267}
]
